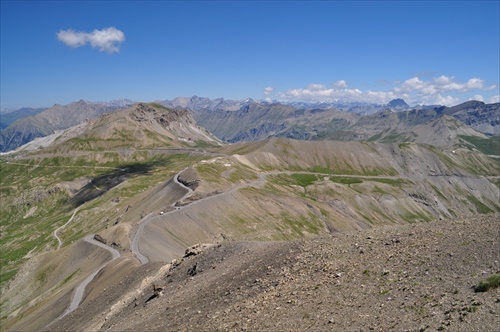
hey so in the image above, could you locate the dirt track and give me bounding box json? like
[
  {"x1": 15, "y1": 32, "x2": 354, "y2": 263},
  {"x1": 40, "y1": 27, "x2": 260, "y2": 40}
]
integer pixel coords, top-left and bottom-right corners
[
  {"x1": 53, "y1": 207, "x2": 81, "y2": 250},
  {"x1": 65, "y1": 235, "x2": 120, "y2": 313},
  {"x1": 44, "y1": 235, "x2": 121, "y2": 329},
  {"x1": 131, "y1": 170, "x2": 192, "y2": 264}
]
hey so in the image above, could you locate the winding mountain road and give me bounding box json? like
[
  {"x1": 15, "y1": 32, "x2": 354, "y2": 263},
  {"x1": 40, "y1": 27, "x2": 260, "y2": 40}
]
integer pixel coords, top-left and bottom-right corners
[
  {"x1": 129, "y1": 170, "x2": 276, "y2": 264},
  {"x1": 49, "y1": 168, "x2": 195, "y2": 328},
  {"x1": 48, "y1": 235, "x2": 120, "y2": 327},
  {"x1": 53, "y1": 207, "x2": 80, "y2": 250},
  {"x1": 54, "y1": 166, "x2": 408, "y2": 326},
  {"x1": 130, "y1": 168, "x2": 409, "y2": 264},
  {"x1": 130, "y1": 171, "x2": 193, "y2": 264},
  {"x1": 64, "y1": 235, "x2": 120, "y2": 315}
]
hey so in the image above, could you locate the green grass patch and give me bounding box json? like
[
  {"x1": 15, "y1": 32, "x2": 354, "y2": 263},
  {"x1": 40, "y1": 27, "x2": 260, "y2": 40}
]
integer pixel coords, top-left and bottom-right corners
[
  {"x1": 459, "y1": 135, "x2": 500, "y2": 156},
  {"x1": 398, "y1": 142, "x2": 412, "y2": 149},
  {"x1": 62, "y1": 269, "x2": 80, "y2": 285},
  {"x1": 227, "y1": 165, "x2": 258, "y2": 183},
  {"x1": 365, "y1": 177, "x2": 407, "y2": 186},
  {"x1": 330, "y1": 176, "x2": 363, "y2": 185},
  {"x1": 148, "y1": 102, "x2": 171, "y2": 111},
  {"x1": 0, "y1": 269, "x2": 18, "y2": 286},
  {"x1": 474, "y1": 274, "x2": 500, "y2": 292},
  {"x1": 195, "y1": 162, "x2": 226, "y2": 182},
  {"x1": 291, "y1": 173, "x2": 318, "y2": 187},
  {"x1": 380, "y1": 132, "x2": 407, "y2": 143},
  {"x1": 310, "y1": 166, "x2": 332, "y2": 174},
  {"x1": 466, "y1": 194, "x2": 494, "y2": 214},
  {"x1": 428, "y1": 182, "x2": 447, "y2": 201},
  {"x1": 194, "y1": 140, "x2": 221, "y2": 149},
  {"x1": 400, "y1": 210, "x2": 432, "y2": 223},
  {"x1": 280, "y1": 213, "x2": 322, "y2": 237},
  {"x1": 372, "y1": 186, "x2": 388, "y2": 195}
]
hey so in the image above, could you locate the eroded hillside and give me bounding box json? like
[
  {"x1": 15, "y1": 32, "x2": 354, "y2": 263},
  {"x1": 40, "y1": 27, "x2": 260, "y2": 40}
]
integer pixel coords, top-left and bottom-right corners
[
  {"x1": 1, "y1": 105, "x2": 498, "y2": 331},
  {"x1": 50, "y1": 214, "x2": 500, "y2": 332}
]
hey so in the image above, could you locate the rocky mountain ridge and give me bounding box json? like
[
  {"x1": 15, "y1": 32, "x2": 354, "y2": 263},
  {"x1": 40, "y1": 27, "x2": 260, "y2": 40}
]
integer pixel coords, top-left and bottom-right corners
[
  {"x1": 48, "y1": 102, "x2": 222, "y2": 150},
  {"x1": 191, "y1": 101, "x2": 499, "y2": 154},
  {"x1": 0, "y1": 107, "x2": 47, "y2": 130},
  {"x1": 0, "y1": 100, "x2": 135, "y2": 152},
  {"x1": 2, "y1": 96, "x2": 498, "y2": 153}
]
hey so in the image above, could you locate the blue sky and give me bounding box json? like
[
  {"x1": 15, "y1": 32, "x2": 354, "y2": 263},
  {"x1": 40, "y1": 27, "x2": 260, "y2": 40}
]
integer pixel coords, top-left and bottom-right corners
[{"x1": 1, "y1": 1, "x2": 499, "y2": 109}]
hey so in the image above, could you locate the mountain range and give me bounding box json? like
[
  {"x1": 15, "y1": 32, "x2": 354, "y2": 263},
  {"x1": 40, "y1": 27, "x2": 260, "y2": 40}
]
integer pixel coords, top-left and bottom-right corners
[
  {"x1": 0, "y1": 100, "x2": 135, "y2": 153},
  {"x1": 0, "y1": 99, "x2": 499, "y2": 331},
  {"x1": 0, "y1": 107, "x2": 47, "y2": 131},
  {"x1": 1, "y1": 97, "x2": 499, "y2": 153}
]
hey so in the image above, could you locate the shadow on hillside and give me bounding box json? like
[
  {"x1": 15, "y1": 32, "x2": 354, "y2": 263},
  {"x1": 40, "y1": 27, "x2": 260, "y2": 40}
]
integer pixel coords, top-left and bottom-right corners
[{"x1": 68, "y1": 160, "x2": 168, "y2": 208}]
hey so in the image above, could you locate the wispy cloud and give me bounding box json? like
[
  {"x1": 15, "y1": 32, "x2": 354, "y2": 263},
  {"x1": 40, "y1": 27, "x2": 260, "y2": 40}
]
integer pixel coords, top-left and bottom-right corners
[
  {"x1": 332, "y1": 80, "x2": 348, "y2": 88},
  {"x1": 274, "y1": 75, "x2": 497, "y2": 106},
  {"x1": 489, "y1": 95, "x2": 500, "y2": 103},
  {"x1": 263, "y1": 87, "x2": 274, "y2": 95},
  {"x1": 470, "y1": 95, "x2": 484, "y2": 102},
  {"x1": 57, "y1": 27, "x2": 125, "y2": 53}
]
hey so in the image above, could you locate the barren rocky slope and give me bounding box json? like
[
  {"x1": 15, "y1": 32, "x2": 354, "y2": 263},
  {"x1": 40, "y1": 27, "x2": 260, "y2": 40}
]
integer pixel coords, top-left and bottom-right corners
[
  {"x1": 3, "y1": 98, "x2": 498, "y2": 154},
  {"x1": 187, "y1": 100, "x2": 499, "y2": 147},
  {"x1": 442, "y1": 100, "x2": 500, "y2": 136},
  {"x1": 41, "y1": 102, "x2": 222, "y2": 153},
  {"x1": 49, "y1": 214, "x2": 499, "y2": 332},
  {"x1": 0, "y1": 100, "x2": 131, "y2": 152}
]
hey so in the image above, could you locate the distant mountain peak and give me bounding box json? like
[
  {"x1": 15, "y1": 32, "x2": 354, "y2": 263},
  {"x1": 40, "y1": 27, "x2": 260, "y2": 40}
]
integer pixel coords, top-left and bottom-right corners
[{"x1": 387, "y1": 98, "x2": 409, "y2": 108}]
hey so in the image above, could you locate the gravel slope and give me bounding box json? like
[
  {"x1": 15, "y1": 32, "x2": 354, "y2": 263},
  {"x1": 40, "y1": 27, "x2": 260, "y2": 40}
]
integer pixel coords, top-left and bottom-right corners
[{"x1": 51, "y1": 214, "x2": 499, "y2": 332}]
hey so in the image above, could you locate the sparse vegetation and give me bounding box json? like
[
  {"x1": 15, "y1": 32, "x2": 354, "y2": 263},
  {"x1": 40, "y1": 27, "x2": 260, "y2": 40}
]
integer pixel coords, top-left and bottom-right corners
[
  {"x1": 280, "y1": 213, "x2": 322, "y2": 236},
  {"x1": 381, "y1": 133, "x2": 407, "y2": 143},
  {"x1": 148, "y1": 102, "x2": 171, "y2": 111},
  {"x1": 0, "y1": 152, "x2": 203, "y2": 289},
  {"x1": 400, "y1": 210, "x2": 432, "y2": 223},
  {"x1": 329, "y1": 176, "x2": 363, "y2": 185},
  {"x1": 399, "y1": 142, "x2": 412, "y2": 149},
  {"x1": 290, "y1": 173, "x2": 317, "y2": 187},
  {"x1": 474, "y1": 274, "x2": 500, "y2": 292},
  {"x1": 36, "y1": 265, "x2": 54, "y2": 283},
  {"x1": 466, "y1": 194, "x2": 495, "y2": 214},
  {"x1": 310, "y1": 166, "x2": 332, "y2": 174},
  {"x1": 62, "y1": 269, "x2": 80, "y2": 285},
  {"x1": 458, "y1": 135, "x2": 500, "y2": 156}
]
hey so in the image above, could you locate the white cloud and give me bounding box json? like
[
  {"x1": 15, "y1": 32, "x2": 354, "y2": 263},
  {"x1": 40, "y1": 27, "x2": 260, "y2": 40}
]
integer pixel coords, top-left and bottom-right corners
[
  {"x1": 274, "y1": 75, "x2": 498, "y2": 106},
  {"x1": 307, "y1": 83, "x2": 327, "y2": 91},
  {"x1": 333, "y1": 80, "x2": 348, "y2": 88},
  {"x1": 56, "y1": 30, "x2": 88, "y2": 48},
  {"x1": 57, "y1": 27, "x2": 125, "y2": 53},
  {"x1": 396, "y1": 75, "x2": 490, "y2": 95},
  {"x1": 489, "y1": 95, "x2": 500, "y2": 103},
  {"x1": 263, "y1": 87, "x2": 274, "y2": 95},
  {"x1": 471, "y1": 94, "x2": 484, "y2": 102},
  {"x1": 420, "y1": 94, "x2": 460, "y2": 106}
]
